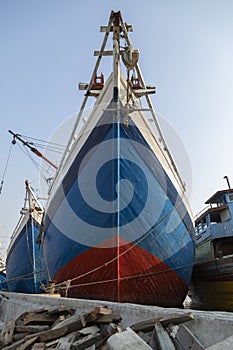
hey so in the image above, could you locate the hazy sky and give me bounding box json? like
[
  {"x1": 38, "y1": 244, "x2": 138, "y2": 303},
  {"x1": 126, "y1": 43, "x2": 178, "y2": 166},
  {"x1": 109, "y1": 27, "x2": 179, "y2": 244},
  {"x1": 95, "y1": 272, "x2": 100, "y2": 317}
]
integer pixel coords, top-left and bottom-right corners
[{"x1": 1, "y1": 0, "x2": 233, "y2": 254}]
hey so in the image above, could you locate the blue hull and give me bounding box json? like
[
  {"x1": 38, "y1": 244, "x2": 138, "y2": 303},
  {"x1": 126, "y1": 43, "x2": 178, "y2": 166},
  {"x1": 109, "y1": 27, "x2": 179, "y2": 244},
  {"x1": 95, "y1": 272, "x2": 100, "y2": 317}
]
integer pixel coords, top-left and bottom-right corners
[
  {"x1": 42, "y1": 104, "x2": 195, "y2": 306},
  {"x1": 6, "y1": 216, "x2": 45, "y2": 293}
]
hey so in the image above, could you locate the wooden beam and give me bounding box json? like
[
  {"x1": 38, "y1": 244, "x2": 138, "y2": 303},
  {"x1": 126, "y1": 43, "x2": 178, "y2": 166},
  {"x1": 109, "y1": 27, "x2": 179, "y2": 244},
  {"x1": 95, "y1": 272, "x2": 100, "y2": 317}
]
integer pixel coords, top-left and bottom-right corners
[
  {"x1": 94, "y1": 50, "x2": 125, "y2": 56},
  {"x1": 100, "y1": 25, "x2": 133, "y2": 32},
  {"x1": 154, "y1": 323, "x2": 176, "y2": 350},
  {"x1": 160, "y1": 313, "x2": 194, "y2": 328}
]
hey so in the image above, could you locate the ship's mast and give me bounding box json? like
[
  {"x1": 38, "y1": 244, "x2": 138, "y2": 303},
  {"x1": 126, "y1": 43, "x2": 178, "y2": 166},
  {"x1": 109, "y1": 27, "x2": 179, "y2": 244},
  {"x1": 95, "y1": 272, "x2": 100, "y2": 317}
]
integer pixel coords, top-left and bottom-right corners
[
  {"x1": 52, "y1": 10, "x2": 185, "y2": 194},
  {"x1": 112, "y1": 11, "x2": 120, "y2": 105}
]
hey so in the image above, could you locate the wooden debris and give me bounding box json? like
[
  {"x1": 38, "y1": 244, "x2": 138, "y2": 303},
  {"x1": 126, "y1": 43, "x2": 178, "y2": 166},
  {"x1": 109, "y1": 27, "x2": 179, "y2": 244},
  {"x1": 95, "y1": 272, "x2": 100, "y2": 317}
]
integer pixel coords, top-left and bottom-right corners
[
  {"x1": 23, "y1": 313, "x2": 58, "y2": 326},
  {"x1": 52, "y1": 313, "x2": 87, "y2": 332},
  {"x1": 17, "y1": 336, "x2": 39, "y2": 350},
  {"x1": 0, "y1": 305, "x2": 200, "y2": 349},
  {"x1": 38, "y1": 326, "x2": 69, "y2": 342},
  {"x1": 159, "y1": 313, "x2": 194, "y2": 328},
  {"x1": 93, "y1": 307, "x2": 112, "y2": 315},
  {"x1": 15, "y1": 325, "x2": 50, "y2": 334},
  {"x1": 95, "y1": 313, "x2": 122, "y2": 325},
  {"x1": 31, "y1": 343, "x2": 46, "y2": 350},
  {"x1": 56, "y1": 332, "x2": 77, "y2": 349},
  {"x1": 131, "y1": 318, "x2": 160, "y2": 333},
  {"x1": 71, "y1": 333, "x2": 102, "y2": 349},
  {"x1": 154, "y1": 322, "x2": 176, "y2": 350}
]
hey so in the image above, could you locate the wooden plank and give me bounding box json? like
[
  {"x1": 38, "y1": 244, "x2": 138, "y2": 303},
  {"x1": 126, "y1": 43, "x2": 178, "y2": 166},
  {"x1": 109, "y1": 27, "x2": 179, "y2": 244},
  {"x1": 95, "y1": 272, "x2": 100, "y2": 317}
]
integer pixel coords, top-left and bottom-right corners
[
  {"x1": 12, "y1": 333, "x2": 27, "y2": 342},
  {"x1": 160, "y1": 313, "x2": 194, "y2": 328},
  {"x1": 52, "y1": 313, "x2": 87, "y2": 332},
  {"x1": 31, "y1": 343, "x2": 46, "y2": 350},
  {"x1": 78, "y1": 326, "x2": 100, "y2": 335},
  {"x1": 94, "y1": 50, "x2": 125, "y2": 56},
  {"x1": 56, "y1": 332, "x2": 77, "y2": 349},
  {"x1": 39, "y1": 327, "x2": 68, "y2": 342},
  {"x1": 23, "y1": 313, "x2": 58, "y2": 326},
  {"x1": 168, "y1": 324, "x2": 205, "y2": 350},
  {"x1": 51, "y1": 315, "x2": 65, "y2": 328},
  {"x1": 0, "y1": 338, "x2": 26, "y2": 350},
  {"x1": 95, "y1": 313, "x2": 122, "y2": 325},
  {"x1": 45, "y1": 339, "x2": 60, "y2": 347},
  {"x1": 148, "y1": 328, "x2": 159, "y2": 350},
  {"x1": 71, "y1": 333, "x2": 102, "y2": 350},
  {"x1": 131, "y1": 318, "x2": 160, "y2": 333},
  {"x1": 47, "y1": 306, "x2": 75, "y2": 316},
  {"x1": 15, "y1": 325, "x2": 50, "y2": 334},
  {"x1": 154, "y1": 322, "x2": 176, "y2": 350},
  {"x1": 93, "y1": 307, "x2": 112, "y2": 315},
  {"x1": 95, "y1": 323, "x2": 121, "y2": 348},
  {"x1": 100, "y1": 25, "x2": 133, "y2": 32},
  {"x1": 17, "y1": 336, "x2": 39, "y2": 350}
]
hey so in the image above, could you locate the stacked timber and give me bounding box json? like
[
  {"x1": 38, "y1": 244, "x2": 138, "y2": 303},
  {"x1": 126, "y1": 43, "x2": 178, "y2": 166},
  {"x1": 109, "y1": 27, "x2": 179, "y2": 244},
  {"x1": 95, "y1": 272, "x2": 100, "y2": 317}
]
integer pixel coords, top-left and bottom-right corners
[{"x1": 0, "y1": 306, "x2": 207, "y2": 349}]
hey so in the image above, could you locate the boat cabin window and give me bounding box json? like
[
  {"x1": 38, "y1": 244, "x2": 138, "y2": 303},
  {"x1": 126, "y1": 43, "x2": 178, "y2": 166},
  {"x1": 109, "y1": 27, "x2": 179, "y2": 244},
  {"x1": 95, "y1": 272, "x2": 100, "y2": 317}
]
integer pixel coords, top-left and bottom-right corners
[
  {"x1": 228, "y1": 194, "x2": 233, "y2": 202},
  {"x1": 217, "y1": 196, "x2": 226, "y2": 207}
]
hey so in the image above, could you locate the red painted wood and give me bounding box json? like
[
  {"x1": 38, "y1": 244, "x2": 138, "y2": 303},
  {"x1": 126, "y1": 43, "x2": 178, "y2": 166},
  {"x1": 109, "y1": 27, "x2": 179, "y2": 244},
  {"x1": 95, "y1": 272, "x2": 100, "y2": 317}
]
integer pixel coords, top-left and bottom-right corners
[{"x1": 54, "y1": 235, "x2": 187, "y2": 306}]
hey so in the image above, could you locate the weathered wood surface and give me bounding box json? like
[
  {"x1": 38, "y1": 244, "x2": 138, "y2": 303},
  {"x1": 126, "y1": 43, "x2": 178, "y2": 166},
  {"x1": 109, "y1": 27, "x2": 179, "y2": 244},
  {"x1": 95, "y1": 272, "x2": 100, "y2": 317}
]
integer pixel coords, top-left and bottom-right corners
[
  {"x1": 52, "y1": 313, "x2": 87, "y2": 332},
  {"x1": 56, "y1": 332, "x2": 77, "y2": 349},
  {"x1": 95, "y1": 313, "x2": 122, "y2": 325},
  {"x1": 23, "y1": 313, "x2": 58, "y2": 326},
  {"x1": 131, "y1": 318, "x2": 160, "y2": 333},
  {"x1": 160, "y1": 313, "x2": 194, "y2": 328},
  {"x1": 17, "y1": 336, "x2": 39, "y2": 350},
  {"x1": 154, "y1": 322, "x2": 176, "y2": 350},
  {"x1": 15, "y1": 325, "x2": 50, "y2": 334},
  {"x1": 71, "y1": 333, "x2": 102, "y2": 350}
]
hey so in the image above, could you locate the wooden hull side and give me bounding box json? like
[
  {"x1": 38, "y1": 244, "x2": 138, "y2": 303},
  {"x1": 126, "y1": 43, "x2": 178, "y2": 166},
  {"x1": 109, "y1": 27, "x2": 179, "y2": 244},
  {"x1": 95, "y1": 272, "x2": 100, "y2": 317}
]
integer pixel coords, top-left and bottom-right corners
[
  {"x1": 189, "y1": 256, "x2": 233, "y2": 311},
  {"x1": 52, "y1": 236, "x2": 190, "y2": 307},
  {"x1": 42, "y1": 104, "x2": 195, "y2": 307}
]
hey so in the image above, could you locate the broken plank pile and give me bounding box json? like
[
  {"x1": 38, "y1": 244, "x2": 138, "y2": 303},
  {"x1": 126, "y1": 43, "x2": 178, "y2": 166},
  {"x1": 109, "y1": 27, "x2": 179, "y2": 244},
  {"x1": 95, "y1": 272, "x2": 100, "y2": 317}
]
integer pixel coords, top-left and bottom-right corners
[
  {"x1": 0, "y1": 306, "x2": 122, "y2": 350},
  {"x1": 0, "y1": 305, "x2": 206, "y2": 349}
]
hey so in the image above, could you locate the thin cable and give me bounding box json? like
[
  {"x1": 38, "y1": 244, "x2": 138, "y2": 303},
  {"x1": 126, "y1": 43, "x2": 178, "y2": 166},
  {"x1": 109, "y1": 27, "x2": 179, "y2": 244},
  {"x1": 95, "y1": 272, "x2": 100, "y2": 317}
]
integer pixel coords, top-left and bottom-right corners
[
  {"x1": 0, "y1": 142, "x2": 13, "y2": 194},
  {"x1": 55, "y1": 261, "x2": 195, "y2": 291}
]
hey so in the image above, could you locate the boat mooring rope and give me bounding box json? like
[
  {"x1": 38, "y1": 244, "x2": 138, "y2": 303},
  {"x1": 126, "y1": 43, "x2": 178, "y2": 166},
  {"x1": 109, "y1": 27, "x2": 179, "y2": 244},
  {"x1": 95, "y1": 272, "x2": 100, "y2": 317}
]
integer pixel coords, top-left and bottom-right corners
[{"x1": 43, "y1": 190, "x2": 194, "y2": 295}]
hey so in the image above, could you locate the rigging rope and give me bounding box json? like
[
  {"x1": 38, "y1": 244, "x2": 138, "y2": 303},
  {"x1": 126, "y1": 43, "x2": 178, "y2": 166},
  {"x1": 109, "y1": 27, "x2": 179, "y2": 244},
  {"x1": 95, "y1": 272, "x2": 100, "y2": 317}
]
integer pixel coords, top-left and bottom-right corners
[{"x1": 0, "y1": 142, "x2": 13, "y2": 194}]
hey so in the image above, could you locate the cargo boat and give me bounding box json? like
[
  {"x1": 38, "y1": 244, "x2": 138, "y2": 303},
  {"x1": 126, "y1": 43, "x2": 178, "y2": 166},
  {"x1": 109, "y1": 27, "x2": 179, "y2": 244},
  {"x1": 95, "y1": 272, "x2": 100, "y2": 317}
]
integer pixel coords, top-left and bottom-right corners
[
  {"x1": 41, "y1": 11, "x2": 195, "y2": 306},
  {"x1": 6, "y1": 180, "x2": 45, "y2": 293},
  {"x1": 189, "y1": 184, "x2": 233, "y2": 311}
]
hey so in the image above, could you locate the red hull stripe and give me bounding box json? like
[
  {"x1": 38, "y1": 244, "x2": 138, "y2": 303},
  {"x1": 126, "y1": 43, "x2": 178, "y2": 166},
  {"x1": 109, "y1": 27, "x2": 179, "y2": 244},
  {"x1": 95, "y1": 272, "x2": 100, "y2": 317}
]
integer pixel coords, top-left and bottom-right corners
[{"x1": 54, "y1": 235, "x2": 187, "y2": 306}]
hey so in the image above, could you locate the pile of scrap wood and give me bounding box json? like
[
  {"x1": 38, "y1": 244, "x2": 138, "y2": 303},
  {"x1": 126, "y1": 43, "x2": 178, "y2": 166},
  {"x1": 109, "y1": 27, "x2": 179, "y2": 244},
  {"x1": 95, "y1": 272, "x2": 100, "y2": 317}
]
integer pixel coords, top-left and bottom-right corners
[{"x1": 0, "y1": 305, "x2": 206, "y2": 349}]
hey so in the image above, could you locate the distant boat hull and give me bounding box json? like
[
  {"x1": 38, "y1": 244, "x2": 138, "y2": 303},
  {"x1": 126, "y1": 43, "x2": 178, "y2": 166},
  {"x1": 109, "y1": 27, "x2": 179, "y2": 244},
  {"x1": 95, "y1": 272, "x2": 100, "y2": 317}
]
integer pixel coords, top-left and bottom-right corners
[
  {"x1": 0, "y1": 271, "x2": 7, "y2": 290},
  {"x1": 189, "y1": 256, "x2": 233, "y2": 311},
  {"x1": 6, "y1": 215, "x2": 44, "y2": 294}
]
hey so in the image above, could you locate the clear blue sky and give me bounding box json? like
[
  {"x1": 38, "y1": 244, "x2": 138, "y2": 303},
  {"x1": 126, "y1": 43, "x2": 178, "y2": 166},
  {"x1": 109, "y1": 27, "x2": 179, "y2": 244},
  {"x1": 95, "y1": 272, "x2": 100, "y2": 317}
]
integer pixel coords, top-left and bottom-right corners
[{"x1": 1, "y1": 0, "x2": 233, "y2": 255}]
